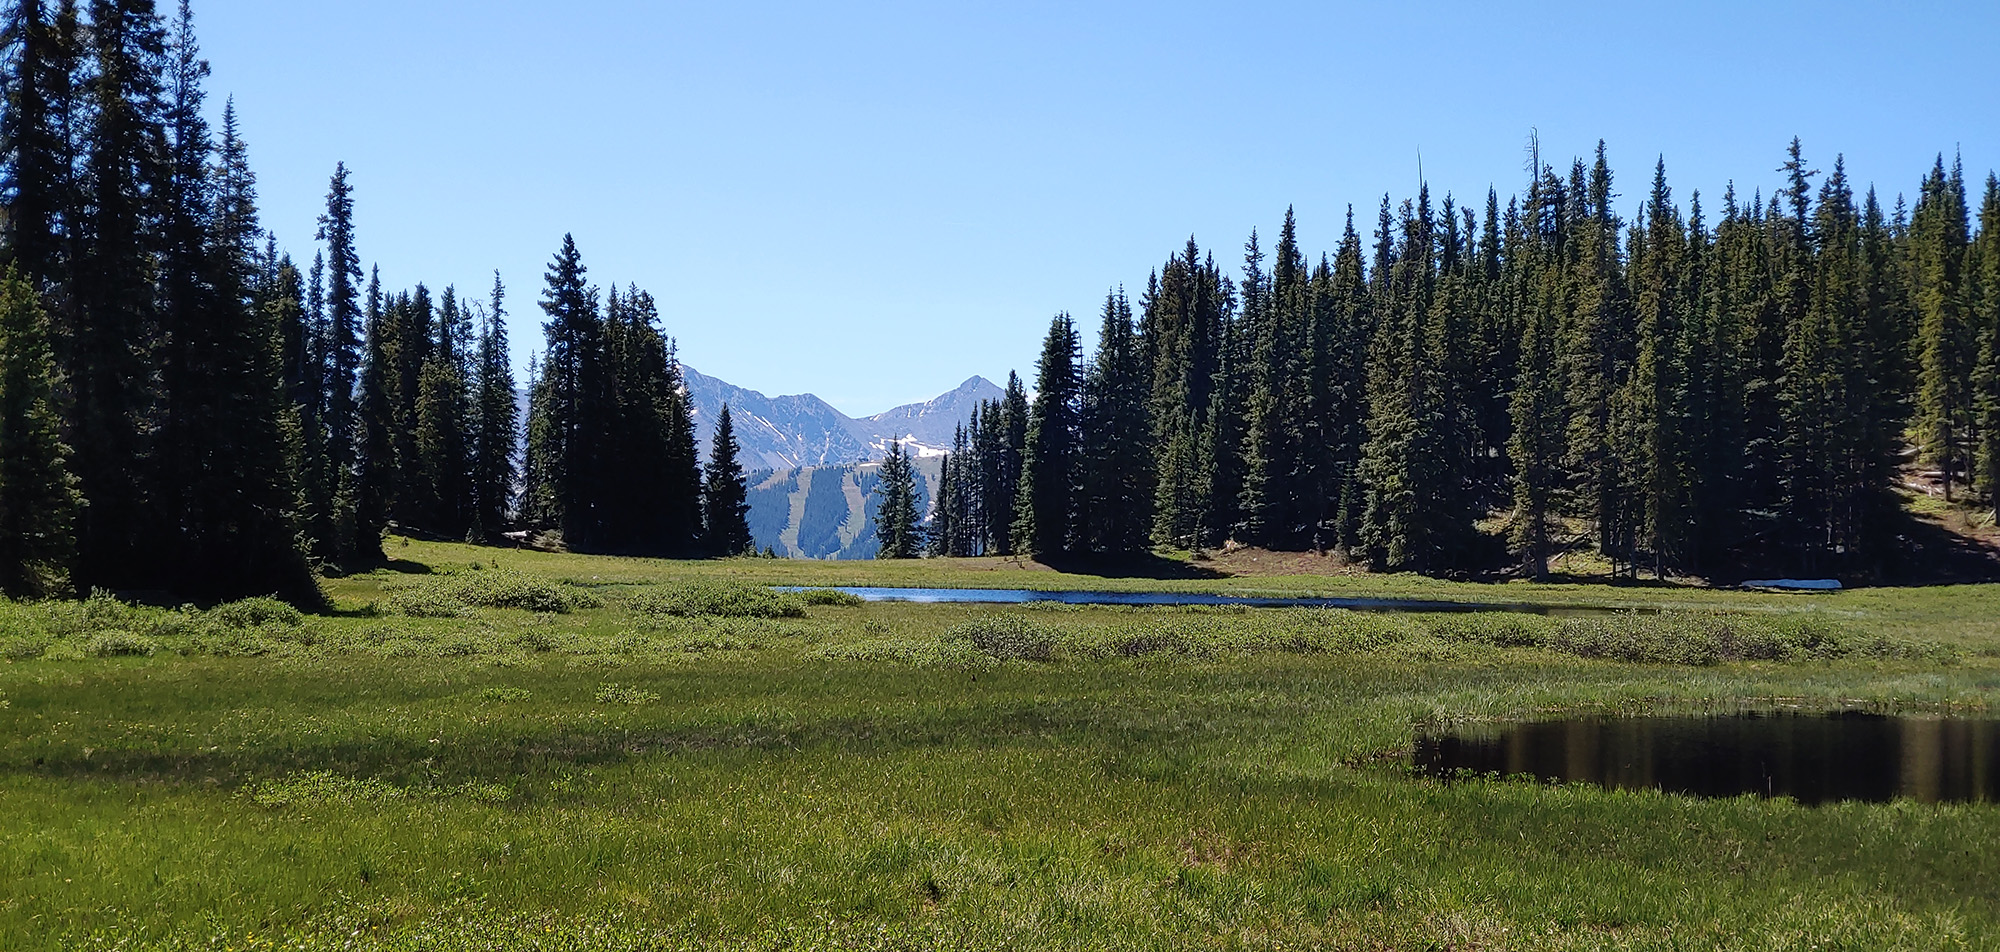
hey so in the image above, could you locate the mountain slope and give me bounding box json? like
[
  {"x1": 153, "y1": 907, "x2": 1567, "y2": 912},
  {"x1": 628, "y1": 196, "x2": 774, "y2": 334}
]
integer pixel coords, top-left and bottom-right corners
[
  {"x1": 847, "y1": 376, "x2": 1005, "y2": 459},
  {"x1": 743, "y1": 458, "x2": 942, "y2": 559},
  {"x1": 684, "y1": 366, "x2": 1000, "y2": 469}
]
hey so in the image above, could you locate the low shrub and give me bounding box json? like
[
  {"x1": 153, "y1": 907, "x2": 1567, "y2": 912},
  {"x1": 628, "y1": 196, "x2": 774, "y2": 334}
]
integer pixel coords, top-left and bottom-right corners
[
  {"x1": 87, "y1": 630, "x2": 159, "y2": 658},
  {"x1": 631, "y1": 581, "x2": 806, "y2": 619},
  {"x1": 387, "y1": 570, "x2": 596, "y2": 616},
  {"x1": 595, "y1": 683, "x2": 662, "y2": 705},
  {"x1": 206, "y1": 597, "x2": 304, "y2": 629},
  {"x1": 797, "y1": 588, "x2": 866, "y2": 607},
  {"x1": 945, "y1": 615, "x2": 1060, "y2": 662},
  {"x1": 387, "y1": 588, "x2": 473, "y2": 618},
  {"x1": 809, "y1": 638, "x2": 990, "y2": 668}
]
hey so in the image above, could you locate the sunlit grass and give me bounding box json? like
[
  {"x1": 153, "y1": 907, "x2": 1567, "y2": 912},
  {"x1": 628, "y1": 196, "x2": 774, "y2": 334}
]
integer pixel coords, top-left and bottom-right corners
[{"x1": 5, "y1": 539, "x2": 1998, "y2": 950}]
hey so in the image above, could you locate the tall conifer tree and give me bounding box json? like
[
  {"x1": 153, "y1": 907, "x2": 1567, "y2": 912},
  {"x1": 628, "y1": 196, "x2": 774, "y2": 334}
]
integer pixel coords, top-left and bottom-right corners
[
  {"x1": 1016, "y1": 313, "x2": 1082, "y2": 557},
  {"x1": 0, "y1": 266, "x2": 78, "y2": 597},
  {"x1": 703, "y1": 403, "x2": 751, "y2": 556}
]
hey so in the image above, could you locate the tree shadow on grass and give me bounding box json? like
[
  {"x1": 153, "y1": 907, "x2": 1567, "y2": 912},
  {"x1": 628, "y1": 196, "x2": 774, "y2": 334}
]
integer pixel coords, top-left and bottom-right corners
[
  {"x1": 1031, "y1": 553, "x2": 1229, "y2": 581},
  {"x1": 1880, "y1": 510, "x2": 2000, "y2": 585}
]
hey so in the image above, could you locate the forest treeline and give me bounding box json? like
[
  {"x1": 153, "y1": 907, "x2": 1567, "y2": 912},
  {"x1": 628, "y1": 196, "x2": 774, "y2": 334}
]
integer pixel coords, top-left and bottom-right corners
[
  {"x1": 3, "y1": 3, "x2": 1995, "y2": 601},
  {"x1": 927, "y1": 140, "x2": 2000, "y2": 580},
  {"x1": 0, "y1": 0, "x2": 749, "y2": 604}
]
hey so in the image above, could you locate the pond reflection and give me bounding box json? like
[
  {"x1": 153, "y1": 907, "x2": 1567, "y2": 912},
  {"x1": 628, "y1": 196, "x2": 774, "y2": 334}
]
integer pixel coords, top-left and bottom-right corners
[{"x1": 1413, "y1": 714, "x2": 2000, "y2": 804}]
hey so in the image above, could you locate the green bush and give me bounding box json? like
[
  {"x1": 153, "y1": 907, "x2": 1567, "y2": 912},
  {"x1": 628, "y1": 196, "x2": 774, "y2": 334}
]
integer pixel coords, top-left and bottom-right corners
[
  {"x1": 206, "y1": 597, "x2": 304, "y2": 629},
  {"x1": 797, "y1": 588, "x2": 866, "y2": 607},
  {"x1": 388, "y1": 570, "x2": 596, "y2": 616},
  {"x1": 945, "y1": 614, "x2": 1060, "y2": 662},
  {"x1": 87, "y1": 630, "x2": 159, "y2": 658},
  {"x1": 387, "y1": 587, "x2": 474, "y2": 618},
  {"x1": 631, "y1": 581, "x2": 806, "y2": 619}
]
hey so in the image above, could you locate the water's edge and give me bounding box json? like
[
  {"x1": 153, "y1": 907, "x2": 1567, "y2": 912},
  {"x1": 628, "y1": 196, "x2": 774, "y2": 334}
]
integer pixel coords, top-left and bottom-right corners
[{"x1": 781, "y1": 586, "x2": 1639, "y2": 617}]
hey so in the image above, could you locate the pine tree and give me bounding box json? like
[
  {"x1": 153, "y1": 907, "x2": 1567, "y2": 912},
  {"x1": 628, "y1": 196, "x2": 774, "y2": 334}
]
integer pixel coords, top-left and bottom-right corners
[
  {"x1": 1080, "y1": 288, "x2": 1153, "y2": 556},
  {"x1": 354, "y1": 268, "x2": 395, "y2": 551},
  {"x1": 1, "y1": 0, "x2": 84, "y2": 295},
  {"x1": 1972, "y1": 174, "x2": 2000, "y2": 521},
  {"x1": 1359, "y1": 188, "x2": 1465, "y2": 572},
  {"x1": 1325, "y1": 210, "x2": 1373, "y2": 552},
  {"x1": 983, "y1": 373, "x2": 1028, "y2": 555},
  {"x1": 0, "y1": 265, "x2": 78, "y2": 597},
  {"x1": 873, "y1": 441, "x2": 922, "y2": 559},
  {"x1": 1510, "y1": 163, "x2": 1568, "y2": 578},
  {"x1": 657, "y1": 335, "x2": 704, "y2": 554},
  {"x1": 152, "y1": 11, "x2": 314, "y2": 603},
  {"x1": 414, "y1": 285, "x2": 472, "y2": 536},
  {"x1": 315, "y1": 162, "x2": 367, "y2": 559},
  {"x1": 470, "y1": 271, "x2": 516, "y2": 539},
  {"x1": 1015, "y1": 313, "x2": 1082, "y2": 557},
  {"x1": 927, "y1": 451, "x2": 954, "y2": 558},
  {"x1": 1910, "y1": 156, "x2": 1972, "y2": 499},
  {"x1": 69, "y1": 0, "x2": 171, "y2": 589},
  {"x1": 703, "y1": 403, "x2": 752, "y2": 556},
  {"x1": 529, "y1": 234, "x2": 603, "y2": 547},
  {"x1": 1627, "y1": 157, "x2": 1695, "y2": 574}
]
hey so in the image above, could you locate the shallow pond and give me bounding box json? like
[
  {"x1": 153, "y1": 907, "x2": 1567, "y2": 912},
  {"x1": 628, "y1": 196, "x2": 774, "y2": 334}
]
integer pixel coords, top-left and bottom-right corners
[
  {"x1": 1413, "y1": 714, "x2": 2000, "y2": 804},
  {"x1": 800, "y1": 586, "x2": 1632, "y2": 616}
]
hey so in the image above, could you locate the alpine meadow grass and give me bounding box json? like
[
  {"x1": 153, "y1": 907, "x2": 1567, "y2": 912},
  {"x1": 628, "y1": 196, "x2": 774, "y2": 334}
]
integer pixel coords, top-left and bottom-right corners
[{"x1": 4, "y1": 539, "x2": 1997, "y2": 951}]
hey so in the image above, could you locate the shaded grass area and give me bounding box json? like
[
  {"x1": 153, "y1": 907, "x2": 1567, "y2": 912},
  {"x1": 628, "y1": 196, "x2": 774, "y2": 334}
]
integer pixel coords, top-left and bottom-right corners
[{"x1": 4, "y1": 540, "x2": 2000, "y2": 950}]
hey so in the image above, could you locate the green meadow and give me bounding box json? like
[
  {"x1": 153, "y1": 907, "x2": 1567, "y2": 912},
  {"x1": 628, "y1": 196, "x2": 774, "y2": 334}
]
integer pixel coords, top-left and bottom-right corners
[{"x1": 3, "y1": 539, "x2": 1998, "y2": 951}]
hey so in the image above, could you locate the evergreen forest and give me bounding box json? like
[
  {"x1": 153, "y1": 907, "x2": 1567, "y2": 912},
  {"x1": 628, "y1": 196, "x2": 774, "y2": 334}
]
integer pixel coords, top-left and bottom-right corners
[
  {"x1": 0, "y1": 0, "x2": 750, "y2": 605},
  {"x1": 932, "y1": 140, "x2": 2000, "y2": 581},
  {"x1": 4, "y1": 1, "x2": 1998, "y2": 602}
]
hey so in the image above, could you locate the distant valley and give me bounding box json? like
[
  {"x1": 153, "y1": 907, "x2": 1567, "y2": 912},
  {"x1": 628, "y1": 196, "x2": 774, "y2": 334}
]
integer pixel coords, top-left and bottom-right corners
[
  {"x1": 682, "y1": 368, "x2": 991, "y2": 558},
  {"x1": 683, "y1": 367, "x2": 1002, "y2": 470}
]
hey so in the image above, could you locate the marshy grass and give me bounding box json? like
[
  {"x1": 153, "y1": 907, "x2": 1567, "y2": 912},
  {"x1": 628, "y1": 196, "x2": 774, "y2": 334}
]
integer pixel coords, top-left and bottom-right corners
[{"x1": 4, "y1": 539, "x2": 1998, "y2": 950}]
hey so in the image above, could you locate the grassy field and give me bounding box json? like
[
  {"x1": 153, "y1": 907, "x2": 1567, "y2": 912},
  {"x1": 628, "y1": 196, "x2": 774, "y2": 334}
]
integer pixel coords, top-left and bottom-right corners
[{"x1": 3, "y1": 539, "x2": 1998, "y2": 950}]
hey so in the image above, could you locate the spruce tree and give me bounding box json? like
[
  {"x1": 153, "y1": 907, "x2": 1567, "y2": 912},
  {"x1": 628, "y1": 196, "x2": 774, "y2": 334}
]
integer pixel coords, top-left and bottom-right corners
[
  {"x1": 414, "y1": 285, "x2": 472, "y2": 536},
  {"x1": 987, "y1": 373, "x2": 1029, "y2": 555},
  {"x1": 70, "y1": 0, "x2": 171, "y2": 589},
  {"x1": 1627, "y1": 158, "x2": 1695, "y2": 574},
  {"x1": 1510, "y1": 166, "x2": 1567, "y2": 578},
  {"x1": 354, "y1": 268, "x2": 395, "y2": 551},
  {"x1": 1325, "y1": 210, "x2": 1373, "y2": 552},
  {"x1": 1015, "y1": 313, "x2": 1082, "y2": 557},
  {"x1": 1080, "y1": 288, "x2": 1153, "y2": 556},
  {"x1": 153, "y1": 12, "x2": 315, "y2": 603},
  {"x1": 1, "y1": 0, "x2": 83, "y2": 295},
  {"x1": 703, "y1": 403, "x2": 752, "y2": 556},
  {"x1": 471, "y1": 272, "x2": 517, "y2": 539},
  {"x1": 530, "y1": 234, "x2": 603, "y2": 547},
  {"x1": 928, "y1": 451, "x2": 954, "y2": 558},
  {"x1": 873, "y1": 441, "x2": 922, "y2": 559},
  {"x1": 315, "y1": 162, "x2": 367, "y2": 559},
  {"x1": 658, "y1": 334, "x2": 704, "y2": 555},
  {"x1": 0, "y1": 265, "x2": 78, "y2": 597},
  {"x1": 1911, "y1": 156, "x2": 1972, "y2": 499},
  {"x1": 1972, "y1": 174, "x2": 2000, "y2": 521}
]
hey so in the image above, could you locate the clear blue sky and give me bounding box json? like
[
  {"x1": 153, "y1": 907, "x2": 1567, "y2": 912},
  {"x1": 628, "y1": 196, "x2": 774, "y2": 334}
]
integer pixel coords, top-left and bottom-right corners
[{"x1": 195, "y1": 0, "x2": 1995, "y2": 416}]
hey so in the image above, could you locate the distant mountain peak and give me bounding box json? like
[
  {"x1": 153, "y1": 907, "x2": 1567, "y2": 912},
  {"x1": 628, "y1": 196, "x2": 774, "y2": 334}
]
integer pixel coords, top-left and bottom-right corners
[{"x1": 684, "y1": 366, "x2": 1002, "y2": 471}]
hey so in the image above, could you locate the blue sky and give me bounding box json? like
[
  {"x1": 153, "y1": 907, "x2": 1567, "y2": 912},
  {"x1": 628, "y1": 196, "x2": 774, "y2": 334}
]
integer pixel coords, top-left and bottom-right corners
[{"x1": 195, "y1": 0, "x2": 1995, "y2": 415}]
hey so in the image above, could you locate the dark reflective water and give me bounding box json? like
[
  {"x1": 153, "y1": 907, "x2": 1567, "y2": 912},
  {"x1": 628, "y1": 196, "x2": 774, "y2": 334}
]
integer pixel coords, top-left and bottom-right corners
[
  {"x1": 1414, "y1": 714, "x2": 2000, "y2": 804},
  {"x1": 797, "y1": 586, "x2": 1630, "y2": 616}
]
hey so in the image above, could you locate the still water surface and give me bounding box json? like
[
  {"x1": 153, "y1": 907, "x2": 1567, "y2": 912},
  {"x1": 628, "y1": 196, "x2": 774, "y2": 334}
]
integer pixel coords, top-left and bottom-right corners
[
  {"x1": 1414, "y1": 714, "x2": 2000, "y2": 804},
  {"x1": 804, "y1": 587, "x2": 1628, "y2": 615}
]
